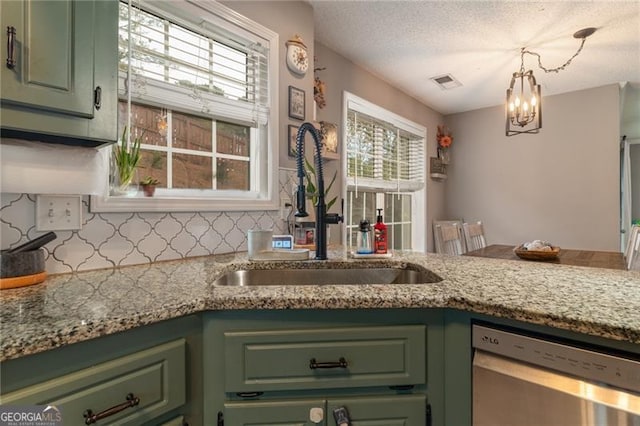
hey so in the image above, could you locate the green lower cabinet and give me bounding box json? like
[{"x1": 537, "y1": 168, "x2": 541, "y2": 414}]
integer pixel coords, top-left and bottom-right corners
[
  {"x1": 1, "y1": 339, "x2": 186, "y2": 425},
  {"x1": 224, "y1": 394, "x2": 427, "y2": 426}
]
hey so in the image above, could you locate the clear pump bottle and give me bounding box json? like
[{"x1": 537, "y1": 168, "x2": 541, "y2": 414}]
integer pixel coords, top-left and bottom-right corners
[{"x1": 357, "y1": 219, "x2": 374, "y2": 254}]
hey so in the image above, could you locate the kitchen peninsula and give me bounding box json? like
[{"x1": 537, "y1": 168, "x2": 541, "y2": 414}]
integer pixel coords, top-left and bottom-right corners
[{"x1": 1, "y1": 252, "x2": 639, "y2": 425}]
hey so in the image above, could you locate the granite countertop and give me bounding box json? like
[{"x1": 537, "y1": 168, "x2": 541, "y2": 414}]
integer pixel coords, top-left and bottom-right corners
[{"x1": 2, "y1": 250, "x2": 640, "y2": 361}]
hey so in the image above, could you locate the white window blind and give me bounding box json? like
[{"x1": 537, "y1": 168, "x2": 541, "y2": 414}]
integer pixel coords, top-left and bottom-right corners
[
  {"x1": 91, "y1": 0, "x2": 279, "y2": 212},
  {"x1": 346, "y1": 99, "x2": 425, "y2": 193},
  {"x1": 342, "y1": 92, "x2": 426, "y2": 252},
  {"x1": 119, "y1": 0, "x2": 270, "y2": 126}
]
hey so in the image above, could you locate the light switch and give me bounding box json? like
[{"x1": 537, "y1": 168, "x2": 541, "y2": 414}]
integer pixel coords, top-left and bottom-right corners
[{"x1": 36, "y1": 195, "x2": 82, "y2": 231}]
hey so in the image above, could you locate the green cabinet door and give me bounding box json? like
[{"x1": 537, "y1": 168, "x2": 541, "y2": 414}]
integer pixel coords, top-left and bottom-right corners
[
  {"x1": 0, "y1": 0, "x2": 118, "y2": 146},
  {"x1": 224, "y1": 394, "x2": 426, "y2": 426},
  {"x1": 1, "y1": 339, "x2": 186, "y2": 426},
  {"x1": 1, "y1": 0, "x2": 95, "y2": 117},
  {"x1": 224, "y1": 399, "x2": 327, "y2": 426}
]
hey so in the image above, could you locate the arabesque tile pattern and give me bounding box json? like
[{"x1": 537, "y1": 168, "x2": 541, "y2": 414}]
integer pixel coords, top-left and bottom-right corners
[{"x1": 0, "y1": 169, "x2": 297, "y2": 274}]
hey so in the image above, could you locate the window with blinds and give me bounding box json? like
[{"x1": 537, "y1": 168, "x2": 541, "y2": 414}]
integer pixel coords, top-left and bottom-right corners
[
  {"x1": 93, "y1": 0, "x2": 279, "y2": 212},
  {"x1": 344, "y1": 92, "x2": 426, "y2": 252},
  {"x1": 119, "y1": 0, "x2": 270, "y2": 123},
  {"x1": 346, "y1": 110, "x2": 425, "y2": 193}
]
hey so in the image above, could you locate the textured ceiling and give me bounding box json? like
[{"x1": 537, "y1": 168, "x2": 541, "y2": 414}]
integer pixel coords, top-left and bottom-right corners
[{"x1": 309, "y1": 0, "x2": 640, "y2": 115}]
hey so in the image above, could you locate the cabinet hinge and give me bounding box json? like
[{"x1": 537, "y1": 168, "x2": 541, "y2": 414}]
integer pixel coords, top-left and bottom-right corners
[
  {"x1": 426, "y1": 403, "x2": 432, "y2": 426},
  {"x1": 217, "y1": 411, "x2": 223, "y2": 426}
]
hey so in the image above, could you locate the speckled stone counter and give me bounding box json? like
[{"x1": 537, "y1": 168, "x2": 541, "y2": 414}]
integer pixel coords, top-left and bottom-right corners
[{"x1": 2, "y1": 250, "x2": 640, "y2": 361}]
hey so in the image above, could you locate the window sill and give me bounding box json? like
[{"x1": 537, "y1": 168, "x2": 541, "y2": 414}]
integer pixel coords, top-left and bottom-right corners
[{"x1": 89, "y1": 192, "x2": 279, "y2": 213}]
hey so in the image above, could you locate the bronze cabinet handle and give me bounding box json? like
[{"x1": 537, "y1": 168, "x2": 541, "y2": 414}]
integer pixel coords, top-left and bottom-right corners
[
  {"x1": 309, "y1": 357, "x2": 348, "y2": 369},
  {"x1": 94, "y1": 86, "x2": 101, "y2": 110},
  {"x1": 83, "y1": 393, "x2": 140, "y2": 424},
  {"x1": 6, "y1": 26, "x2": 16, "y2": 69}
]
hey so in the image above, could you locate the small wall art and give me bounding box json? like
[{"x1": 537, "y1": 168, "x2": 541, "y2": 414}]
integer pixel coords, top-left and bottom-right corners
[
  {"x1": 430, "y1": 156, "x2": 447, "y2": 180},
  {"x1": 319, "y1": 121, "x2": 339, "y2": 160},
  {"x1": 288, "y1": 86, "x2": 305, "y2": 120}
]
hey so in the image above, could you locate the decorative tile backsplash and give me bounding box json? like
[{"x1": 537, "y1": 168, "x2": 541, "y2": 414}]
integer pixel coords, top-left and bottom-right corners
[{"x1": 1, "y1": 169, "x2": 297, "y2": 274}]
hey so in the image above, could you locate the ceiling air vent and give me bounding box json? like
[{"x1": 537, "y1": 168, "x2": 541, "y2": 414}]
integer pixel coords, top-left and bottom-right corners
[{"x1": 430, "y1": 74, "x2": 462, "y2": 90}]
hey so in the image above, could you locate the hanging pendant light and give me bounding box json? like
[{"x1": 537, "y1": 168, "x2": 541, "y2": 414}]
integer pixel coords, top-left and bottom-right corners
[
  {"x1": 505, "y1": 27, "x2": 597, "y2": 137},
  {"x1": 506, "y1": 49, "x2": 541, "y2": 136}
]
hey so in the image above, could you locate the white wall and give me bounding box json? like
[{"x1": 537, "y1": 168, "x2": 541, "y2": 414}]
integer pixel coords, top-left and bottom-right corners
[
  {"x1": 445, "y1": 84, "x2": 620, "y2": 251},
  {"x1": 221, "y1": 1, "x2": 315, "y2": 170}
]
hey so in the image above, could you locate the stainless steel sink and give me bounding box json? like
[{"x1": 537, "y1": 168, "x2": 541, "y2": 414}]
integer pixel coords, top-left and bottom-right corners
[{"x1": 213, "y1": 267, "x2": 442, "y2": 286}]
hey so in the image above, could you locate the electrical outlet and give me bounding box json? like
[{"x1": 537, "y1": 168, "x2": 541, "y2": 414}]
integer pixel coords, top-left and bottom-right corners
[
  {"x1": 36, "y1": 195, "x2": 83, "y2": 231},
  {"x1": 280, "y1": 200, "x2": 292, "y2": 221}
]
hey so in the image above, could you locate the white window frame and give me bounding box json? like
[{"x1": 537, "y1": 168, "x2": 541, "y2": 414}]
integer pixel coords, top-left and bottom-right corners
[
  {"x1": 342, "y1": 91, "x2": 426, "y2": 252},
  {"x1": 91, "y1": 0, "x2": 279, "y2": 212}
]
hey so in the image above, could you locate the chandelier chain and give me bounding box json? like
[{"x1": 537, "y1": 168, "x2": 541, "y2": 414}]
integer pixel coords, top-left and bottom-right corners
[{"x1": 522, "y1": 37, "x2": 587, "y2": 74}]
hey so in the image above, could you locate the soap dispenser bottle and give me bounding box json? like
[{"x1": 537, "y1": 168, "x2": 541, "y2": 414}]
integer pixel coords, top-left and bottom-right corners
[
  {"x1": 374, "y1": 208, "x2": 388, "y2": 254},
  {"x1": 357, "y1": 219, "x2": 374, "y2": 254}
]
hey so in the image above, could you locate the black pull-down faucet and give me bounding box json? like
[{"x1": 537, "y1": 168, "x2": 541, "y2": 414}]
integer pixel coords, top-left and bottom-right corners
[{"x1": 294, "y1": 122, "x2": 343, "y2": 260}]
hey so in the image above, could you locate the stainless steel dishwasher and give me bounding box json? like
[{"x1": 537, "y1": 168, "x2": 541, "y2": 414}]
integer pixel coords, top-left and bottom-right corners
[{"x1": 472, "y1": 324, "x2": 640, "y2": 426}]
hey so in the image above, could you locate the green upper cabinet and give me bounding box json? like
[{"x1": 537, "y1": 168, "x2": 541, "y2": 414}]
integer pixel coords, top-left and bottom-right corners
[{"x1": 0, "y1": 0, "x2": 118, "y2": 147}]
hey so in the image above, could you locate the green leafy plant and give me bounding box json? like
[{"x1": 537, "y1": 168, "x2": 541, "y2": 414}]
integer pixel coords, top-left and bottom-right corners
[
  {"x1": 113, "y1": 126, "x2": 143, "y2": 189},
  {"x1": 304, "y1": 156, "x2": 337, "y2": 211},
  {"x1": 140, "y1": 176, "x2": 159, "y2": 186}
]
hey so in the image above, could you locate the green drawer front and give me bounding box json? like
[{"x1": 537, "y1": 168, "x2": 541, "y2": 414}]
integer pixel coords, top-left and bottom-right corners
[
  {"x1": 224, "y1": 325, "x2": 426, "y2": 392},
  {"x1": 0, "y1": 339, "x2": 186, "y2": 425},
  {"x1": 224, "y1": 394, "x2": 426, "y2": 426},
  {"x1": 225, "y1": 398, "x2": 326, "y2": 425},
  {"x1": 327, "y1": 394, "x2": 426, "y2": 426}
]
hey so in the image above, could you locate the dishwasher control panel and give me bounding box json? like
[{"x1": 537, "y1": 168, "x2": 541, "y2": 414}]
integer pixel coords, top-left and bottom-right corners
[{"x1": 472, "y1": 325, "x2": 640, "y2": 393}]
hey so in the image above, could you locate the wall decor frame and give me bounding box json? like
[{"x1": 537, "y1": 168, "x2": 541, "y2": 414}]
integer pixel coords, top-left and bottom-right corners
[
  {"x1": 288, "y1": 86, "x2": 305, "y2": 120},
  {"x1": 288, "y1": 124, "x2": 300, "y2": 157},
  {"x1": 319, "y1": 121, "x2": 339, "y2": 160},
  {"x1": 429, "y1": 156, "x2": 447, "y2": 180}
]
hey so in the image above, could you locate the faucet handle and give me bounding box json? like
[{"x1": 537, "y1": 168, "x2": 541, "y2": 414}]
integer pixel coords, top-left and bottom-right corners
[{"x1": 325, "y1": 213, "x2": 343, "y2": 224}]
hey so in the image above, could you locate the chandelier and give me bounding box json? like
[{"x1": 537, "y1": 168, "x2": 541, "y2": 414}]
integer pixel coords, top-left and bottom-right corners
[{"x1": 506, "y1": 27, "x2": 597, "y2": 136}]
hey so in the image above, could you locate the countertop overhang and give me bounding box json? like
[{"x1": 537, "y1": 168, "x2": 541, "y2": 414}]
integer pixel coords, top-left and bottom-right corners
[{"x1": 1, "y1": 251, "x2": 639, "y2": 361}]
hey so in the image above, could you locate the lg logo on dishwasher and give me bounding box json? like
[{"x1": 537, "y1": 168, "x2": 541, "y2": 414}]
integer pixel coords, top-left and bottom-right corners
[{"x1": 482, "y1": 335, "x2": 499, "y2": 345}]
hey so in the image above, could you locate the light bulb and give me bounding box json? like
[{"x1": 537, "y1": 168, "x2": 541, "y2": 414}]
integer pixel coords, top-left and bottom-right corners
[
  {"x1": 531, "y1": 96, "x2": 537, "y2": 107},
  {"x1": 509, "y1": 103, "x2": 514, "y2": 112},
  {"x1": 523, "y1": 102, "x2": 529, "y2": 112},
  {"x1": 514, "y1": 97, "x2": 521, "y2": 107}
]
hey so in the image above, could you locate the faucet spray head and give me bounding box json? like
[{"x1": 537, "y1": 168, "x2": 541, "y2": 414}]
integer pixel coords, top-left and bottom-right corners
[{"x1": 295, "y1": 184, "x2": 309, "y2": 217}]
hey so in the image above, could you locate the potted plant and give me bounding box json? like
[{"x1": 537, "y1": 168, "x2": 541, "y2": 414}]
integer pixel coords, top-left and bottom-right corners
[
  {"x1": 303, "y1": 156, "x2": 338, "y2": 212},
  {"x1": 139, "y1": 176, "x2": 159, "y2": 197},
  {"x1": 113, "y1": 126, "x2": 142, "y2": 194}
]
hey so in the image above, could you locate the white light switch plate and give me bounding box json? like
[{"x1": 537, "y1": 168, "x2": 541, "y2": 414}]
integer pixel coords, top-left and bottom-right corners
[{"x1": 36, "y1": 195, "x2": 83, "y2": 231}]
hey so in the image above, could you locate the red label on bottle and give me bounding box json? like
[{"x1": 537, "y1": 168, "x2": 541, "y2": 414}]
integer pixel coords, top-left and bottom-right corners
[{"x1": 374, "y1": 228, "x2": 387, "y2": 254}]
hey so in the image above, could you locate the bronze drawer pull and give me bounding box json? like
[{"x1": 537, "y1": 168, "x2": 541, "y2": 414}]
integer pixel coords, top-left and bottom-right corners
[
  {"x1": 6, "y1": 26, "x2": 16, "y2": 69},
  {"x1": 309, "y1": 357, "x2": 348, "y2": 369},
  {"x1": 83, "y1": 393, "x2": 140, "y2": 424}
]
